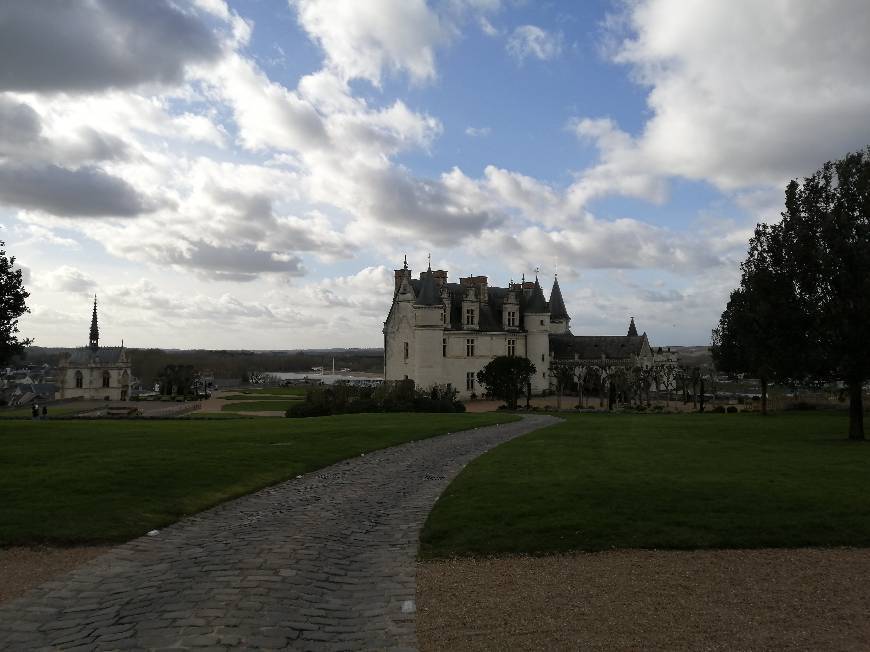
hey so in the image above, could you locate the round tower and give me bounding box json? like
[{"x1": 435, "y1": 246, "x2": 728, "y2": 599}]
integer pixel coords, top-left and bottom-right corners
[{"x1": 523, "y1": 278, "x2": 550, "y2": 394}]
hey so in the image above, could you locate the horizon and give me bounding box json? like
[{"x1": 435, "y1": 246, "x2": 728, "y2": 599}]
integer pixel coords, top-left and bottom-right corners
[{"x1": 2, "y1": 1, "x2": 869, "y2": 349}]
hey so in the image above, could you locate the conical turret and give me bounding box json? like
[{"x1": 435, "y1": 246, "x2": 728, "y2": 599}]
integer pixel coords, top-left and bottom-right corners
[
  {"x1": 627, "y1": 317, "x2": 638, "y2": 337},
  {"x1": 89, "y1": 295, "x2": 100, "y2": 350},
  {"x1": 525, "y1": 278, "x2": 548, "y2": 314},
  {"x1": 549, "y1": 276, "x2": 569, "y2": 321}
]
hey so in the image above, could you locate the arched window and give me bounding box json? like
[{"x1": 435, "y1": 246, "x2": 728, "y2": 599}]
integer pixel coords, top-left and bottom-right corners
[
  {"x1": 102, "y1": 370, "x2": 111, "y2": 388},
  {"x1": 75, "y1": 370, "x2": 83, "y2": 388}
]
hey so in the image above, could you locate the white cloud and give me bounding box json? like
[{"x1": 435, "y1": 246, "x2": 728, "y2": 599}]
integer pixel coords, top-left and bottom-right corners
[
  {"x1": 292, "y1": 0, "x2": 449, "y2": 85},
  {"x1": 41, "y1": 265, "x2": 97, "y2": 293},
  {"x1": 506, "y1": 25, "x2": 563, "y2": 62},
  {"x1": 465, "y1": 126, "x2": 491, "y2": 137},
  {"x1": 583, "y1": 0, "x2": 870, "y2": 192}
]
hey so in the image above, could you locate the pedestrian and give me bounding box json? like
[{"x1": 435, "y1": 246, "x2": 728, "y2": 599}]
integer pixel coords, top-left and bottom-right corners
[
  {"x1": 32, "y1": 403, "x2": 38, "y2": 420},
  {"x1": 41, "y1": 405, "x2": 48, "y2": 420}
]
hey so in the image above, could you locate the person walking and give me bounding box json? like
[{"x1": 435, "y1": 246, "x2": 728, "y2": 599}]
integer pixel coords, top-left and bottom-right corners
[
  {"x1": 31, "y1": 403, "x2": 38, "y2": 420},
  {"x1": 41, "y1": 405, "x2": 48, "y2": 419}
]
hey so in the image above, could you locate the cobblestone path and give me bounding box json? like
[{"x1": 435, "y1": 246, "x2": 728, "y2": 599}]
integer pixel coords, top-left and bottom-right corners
[{"x1": 0, "y1": 415, "x2": 558, "y2": 651}]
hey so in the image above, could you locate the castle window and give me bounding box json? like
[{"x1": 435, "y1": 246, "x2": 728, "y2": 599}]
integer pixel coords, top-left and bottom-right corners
[
  {"x1": 102, "y1": 370, "x2": 111, "y2": 388},
  {"x1": 540, "y1": 319, "x2": 545, "y2": 326},
  {"x1": 541, "y1": 353, "x2": 545, "y2": 362},
  {"x1": 507, "y1": 339, "x2": 516, "y2": 357},
  {"x1": 442, "y1": 338, "x2": 447, "y2": 357},
  {"x1": 507, "y1": 311, "x2": 517, "y2": 327},
  {"x1": 403, "y1": 342, "x2": 409, "y2": 360},
  {"x1": 466, "y1": 372, "x2": 475, "y2": 391},
  {"x1": 465, "y1": 308, "x2": 475, "y2": 325},
  {"x1": 466, "y1": 339, "x2": 475, "y2": 357},
  {"x1": 75, "y1": 370, "x2": 83, "y2": 388}
]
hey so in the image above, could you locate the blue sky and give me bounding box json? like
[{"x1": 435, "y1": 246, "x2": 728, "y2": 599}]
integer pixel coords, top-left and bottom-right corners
[{"x1": 2, "y1": 0, "x2": 869, "y2": 349}]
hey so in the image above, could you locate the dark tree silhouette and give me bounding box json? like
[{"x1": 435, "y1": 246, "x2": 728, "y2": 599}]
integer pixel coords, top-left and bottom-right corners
[
  {"x1": 714, "y1": 148, "x2": 870, "y2": 438},
  {"x1": 477, "y1": 356, "x2": 536, "y2": 410},
  {"x1": 0, "y1": 240, "x2": 32, "y2": 365}
]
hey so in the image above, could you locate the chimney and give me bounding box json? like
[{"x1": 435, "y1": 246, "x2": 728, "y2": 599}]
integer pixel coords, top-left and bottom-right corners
[{"x1": 432, "y1": 270, "x2": 448, "y2": 288}]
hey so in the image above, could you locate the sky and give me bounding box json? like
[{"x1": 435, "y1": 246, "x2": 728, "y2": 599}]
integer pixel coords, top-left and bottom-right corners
[{"x1": 2, "y1": 0, "x2": 869, "y2": 350}]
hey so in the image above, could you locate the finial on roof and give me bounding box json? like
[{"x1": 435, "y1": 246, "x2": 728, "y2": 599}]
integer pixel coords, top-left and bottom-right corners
[
  {"x1": 522, "y1": 272, "x2": 525, "y2": 284},
  {"x1": 427, "y1": 252, "x2": 431, "y2": 270},
  {"x1": 403, "y1": 254, "x2": 408, "y2": 270}
]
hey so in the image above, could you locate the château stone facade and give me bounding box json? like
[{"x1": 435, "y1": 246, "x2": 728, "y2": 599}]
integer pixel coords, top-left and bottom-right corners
[
  {"x1": 58, "y1": 297, "x2": 132, "y2": 401},
  {"x1": 383, "y1": 260, "x2": 661, "y2": 398}
]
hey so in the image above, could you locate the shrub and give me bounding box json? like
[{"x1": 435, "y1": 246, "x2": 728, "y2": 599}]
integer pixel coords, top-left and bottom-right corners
[
  {"x1": 727, "y1": 406, "x2": 739, "y2": 413},
  {"x1": 711, "y1": 405, "x2": 726, "y2": 413}
]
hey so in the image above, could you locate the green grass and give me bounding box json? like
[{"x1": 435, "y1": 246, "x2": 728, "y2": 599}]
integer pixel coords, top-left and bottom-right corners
[
  {"x1": 0, "y1": 405, "x2": 85, "y2": 418},
  {"x1": 221, "y1": 400, "x2": 302, "y2": 412},
  {"x1": 187, "y1": 412, "x2": 257, "y2": 419},
  {"x1": 420, "y1": 412, "x2": 870, "y2": 558},
  {"x1": 0, "y1": 412, "x2": 517, "y2": 546}
]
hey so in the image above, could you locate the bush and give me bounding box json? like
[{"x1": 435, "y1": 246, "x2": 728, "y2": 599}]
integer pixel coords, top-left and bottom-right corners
[
  {"x1": 285, "y1": 380, "x2": 464, "y2": 417},
  {"x1": 711, "y1": 405, "x2": 726, "y2": 413},
  {"x1": 286, "y1": 402, "x2": 332, "y2": 418},
  {"x1": 787, "y1": 401, "x2": 817, "y2": 411},
  {"x1": 727, "y1": 406, "x2": 739, "y2": 413}
]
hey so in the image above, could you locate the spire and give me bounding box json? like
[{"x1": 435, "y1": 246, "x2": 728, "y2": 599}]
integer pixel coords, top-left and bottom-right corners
[
  {"x1": 525, "y1": 278, "x2": 548, "y2": 313},
  {"x1": 89, "y1": 295, "x2": 99, "y2": 350},
  {"x1": 627, "y1": 317, "x2": 638, "y2": 337},
  {"x1": 549, "y1": 276, "x2": 570, "y2": 321},
  {"x1": 403, "y1": 254, "x2": 408, "y2": 270}
]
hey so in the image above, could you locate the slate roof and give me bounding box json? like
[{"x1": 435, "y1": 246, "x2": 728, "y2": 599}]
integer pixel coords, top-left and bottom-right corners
[
  {"x1": 65, "y1": 347, "x2": 127, "y2": 365},
  {"x1": 525, "y1": 280, "x2": 549, "y2": 314},
  {"x1": 414, "y1": 269, "x2": 441, "y2": 306},
  {"x1": 550, "y1": 334, "x2": 647, "y2": 360},
  {"x1": 549, "y1": 277, "x2": 570, "y2": 320}
]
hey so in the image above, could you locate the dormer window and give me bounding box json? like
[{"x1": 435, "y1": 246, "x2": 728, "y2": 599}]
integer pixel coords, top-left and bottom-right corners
[
  {"x1": 465, "y1": 308, "x2": 475, "y2": 326},
  {"x1": 507, "y1": 311, "x2": 517, "y2": 327}
]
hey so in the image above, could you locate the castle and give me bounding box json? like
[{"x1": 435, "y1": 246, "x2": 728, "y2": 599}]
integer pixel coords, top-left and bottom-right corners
[
  {"x1": 383, "y1": 259, "x2": 659, "y2": 398},
  {"x1": 57, "y1": 297, "x2": 132, "y2": 401}
]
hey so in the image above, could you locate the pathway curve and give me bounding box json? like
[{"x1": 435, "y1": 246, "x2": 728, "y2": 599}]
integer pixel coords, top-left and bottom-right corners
[{"x1": 0, "y1": 415, "x2": 558, "y2": 651}]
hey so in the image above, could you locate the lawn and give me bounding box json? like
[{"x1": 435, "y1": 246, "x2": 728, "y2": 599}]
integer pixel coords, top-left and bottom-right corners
[
  {"x1": 221, "y1": 400, "x2": 301, "y2": 412},
  {"x1": 420, "y1": 412, "x2": 870, "y2": 558},
  {"x1": 0, "y1": 405, "x2": 86, "y2": 419},
  {"x1": 0, "y1": 412, "x2": 517, "y2": 545}
]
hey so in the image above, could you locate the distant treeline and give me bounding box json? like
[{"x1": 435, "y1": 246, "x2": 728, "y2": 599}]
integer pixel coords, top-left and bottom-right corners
[{"x1": 18, "y1": 347, "x2": 385, "y2": 385}]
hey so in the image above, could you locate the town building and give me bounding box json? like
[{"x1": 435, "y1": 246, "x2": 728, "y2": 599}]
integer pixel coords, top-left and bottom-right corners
[
  {"x1": 57, "y1": 297, "x2": 132, "y2": 401},
  {"x1": 383, "y1": 260, "x2": 664, "y2": 398}
]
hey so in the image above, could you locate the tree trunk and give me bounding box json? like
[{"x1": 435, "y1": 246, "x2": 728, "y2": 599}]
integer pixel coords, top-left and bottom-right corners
[
  {"x1": 849, "y1": 380, "x2": 864, "y2": 441},
  {"x1": 699, "y1": 379, "x2": 705, "y2": 412},
  {"x1": 760, "y1": 376, "x2": 768, "y2": 416}
]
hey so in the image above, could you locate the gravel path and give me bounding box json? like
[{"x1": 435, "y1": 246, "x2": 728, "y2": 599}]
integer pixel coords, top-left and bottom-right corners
[
  {"x1": 417, "y1": 549, "x2": 870, "y2": 651},
  {"x1": 0, "y1": 415, "x2": 558, "y2": 651}
]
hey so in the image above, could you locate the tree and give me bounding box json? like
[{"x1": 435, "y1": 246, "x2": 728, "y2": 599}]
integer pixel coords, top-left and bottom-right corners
[
  {"x1": 0, "y1": 241, "x2": 32, "y2": 365},
  {"x1": 477, "y1": 356, "x2": 536, "y2": 410},
  {"x1": 712, "y1": 224, "x2": 806, "y2": 415},
  {"x1": 550, "y1": 363, "x2": 574, "y2": 410},
  {"x1": 715, "y1": 147, "x2": 870, "y2": 439}
]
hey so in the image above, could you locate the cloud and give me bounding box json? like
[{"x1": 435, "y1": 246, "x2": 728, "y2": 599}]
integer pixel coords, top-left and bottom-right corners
[
  {"x1": 465, "y1": 126, "x2": 491, "y2": 137},
  {"x1": 583, "y1": 0, "x2": 870, "y2": 192},
  {"x1": 0, "y1": 164, "x2": 155, "y2": 217},
  {"x1": 0, "y1": 0, "x2": 223, "y2": 93},
  {"x1": 292, "y1": 0, "x2": 450, "y2": 85},
  {"x1": 0, "y1": 96, "x2": 130, "y2": 164},
  {"x1": 506, "y1": 25, "x2": 562, "y2": 62},
  {"x1": 42, "y1": 265, "x2": 97, "y2": 293}
]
